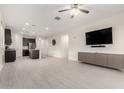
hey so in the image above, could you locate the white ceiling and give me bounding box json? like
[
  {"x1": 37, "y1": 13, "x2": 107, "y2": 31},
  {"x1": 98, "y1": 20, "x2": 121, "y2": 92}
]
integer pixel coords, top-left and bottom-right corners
[{"x1": 0, "y1": 4, "x2": 124, "y2": 37}]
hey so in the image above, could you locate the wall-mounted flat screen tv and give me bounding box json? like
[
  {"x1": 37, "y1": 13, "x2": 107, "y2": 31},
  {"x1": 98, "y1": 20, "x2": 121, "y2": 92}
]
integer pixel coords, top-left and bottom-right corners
[{"x1": 85, "y1": 27, "x2": 113, "y2": 45}]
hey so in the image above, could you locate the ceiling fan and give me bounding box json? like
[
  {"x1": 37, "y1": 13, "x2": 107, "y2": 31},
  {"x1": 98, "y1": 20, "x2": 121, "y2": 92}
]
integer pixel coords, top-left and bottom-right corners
[{"x1": 58, "y1": 4, "x2": 89, "y2": 18}]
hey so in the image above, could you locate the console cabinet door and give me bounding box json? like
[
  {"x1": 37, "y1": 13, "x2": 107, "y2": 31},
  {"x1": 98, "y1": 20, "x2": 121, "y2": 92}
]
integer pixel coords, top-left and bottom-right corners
[
  {"x1": 78, "y1": 52, "x2": 89, "y2": 62},
  {"x1": 96, "y1": 53, "x2": 107, "y2": 66},
  {"x1": 107, "y1": 54, "x2": 124, "y2": 69},
  {"x1": 78, "y1": 52, "x2": 96, "y2": 64},
  {"x1": 86, "y1": 53, "x2": 96, "y2": 64}
]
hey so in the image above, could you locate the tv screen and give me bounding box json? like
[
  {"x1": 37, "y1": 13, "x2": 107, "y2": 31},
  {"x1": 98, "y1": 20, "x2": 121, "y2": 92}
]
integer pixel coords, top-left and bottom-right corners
[{"x1": 86, "y1": 27, "x2": 113, "y2": 45}]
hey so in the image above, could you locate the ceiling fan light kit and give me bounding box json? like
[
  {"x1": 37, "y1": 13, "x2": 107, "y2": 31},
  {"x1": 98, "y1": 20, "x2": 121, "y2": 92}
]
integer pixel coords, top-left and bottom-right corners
[
  {"x1": 70, "y1": 8, "x2": 79, "y2": 15},
  {"x1": 58, "y1": 4, "x2": 89, "y2": 18}
]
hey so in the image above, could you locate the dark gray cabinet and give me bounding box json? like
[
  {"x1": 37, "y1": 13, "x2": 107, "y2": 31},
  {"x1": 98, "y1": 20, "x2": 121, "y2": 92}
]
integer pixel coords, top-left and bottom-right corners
[
  {"x1": 23, "y1": 38, "x2": 36, "y2": 47},
  {"x1": 29, "y1": 50, "x2": 39, "y2": 59},
  {"x1": 78, "y1": 52, "x2": 124, "y2": 70},
  {"x1": 96, "y1": 53, "x2": 107, "y2": 66},
  {"x1": 107, "y1": 54, "x2": 124, "y2": 69},
  {"x1": 88, "y1": 53, "x2": 96, "y2": 64},
  {"x1": 5, "y1": 29, "x2": 12, "y2": 45},
  {"x1": 85, "y1": 53, "x2": 96, "y2": 64},
  {"x1": 5, "y1": 50, "x2": 16, "y2": 62},
  {"x1": 23, "y1": 49, "x2": 29, "y2": 56},
  {"x1": 78, "y1": 52, "x2": 89, "y2": 62},
  {"x1": 78, "y1": 52, "x2": 96, "y2": 64}
]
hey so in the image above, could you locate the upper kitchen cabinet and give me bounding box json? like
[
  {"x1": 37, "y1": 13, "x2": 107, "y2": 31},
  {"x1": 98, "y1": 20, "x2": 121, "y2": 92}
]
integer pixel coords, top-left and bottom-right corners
[{"x1": 5, "y1": 29, "x2": 12, "y2": 45}]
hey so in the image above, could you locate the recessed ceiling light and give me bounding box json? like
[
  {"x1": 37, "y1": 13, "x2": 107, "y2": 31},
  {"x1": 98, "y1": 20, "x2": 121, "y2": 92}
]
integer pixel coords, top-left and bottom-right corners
[
  {"x1": 32, "y1": 32, "x2": 35, "y2": 34},
  {"x1": 39, "y1": 38, "x2": 41, "y2": 40},
  {"x1": 45, "y1": 27, "x2": 49, "y2": 30},
  {"x1": 22, "y1": 28, "x2": 26, "y2": 30},
  {"x1": 25, "y1": 22, "x2": 29, "y2": 26},
  {"x1": 21, "y1": 32, "x2": 23, "y2": 34}
]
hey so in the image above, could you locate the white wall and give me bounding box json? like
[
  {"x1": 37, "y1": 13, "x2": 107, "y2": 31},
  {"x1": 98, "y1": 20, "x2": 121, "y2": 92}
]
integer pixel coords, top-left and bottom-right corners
[
  {"x1": 14, "y1": 33, "x2": 22, "y2": 57},
  {"x1": 47, "y1": 34, "x2": 69, "y2": 58},
  {"x1": 10, "y1": 32, "x2": 22, "y2": 57},
  {"x1": 41, "y1": 39, "x2": 49, "y2": 58},
  {"x1": 68, "y1": 13, "x2": 124, "y2": 61},
  {"x1": 0, "y1": 11, "x2": 5, "y2": 70},
  {"x1": 36, "y1": 37, "x2": 49, "y2": 58},
  {"x1": 61, "y1": 35, "x2": 69, "y2": 59},
  {"x1": 36, "y1": 37, "x2": 44, "y2": 59}
]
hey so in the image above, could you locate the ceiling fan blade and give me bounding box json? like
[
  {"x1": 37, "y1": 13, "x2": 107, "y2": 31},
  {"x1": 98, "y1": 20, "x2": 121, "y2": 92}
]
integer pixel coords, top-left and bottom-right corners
[
  {"x1": 58, "y1": 9, "x2": 71, "y2": 12},
  {"x1": 79, "y1": 9, "x2": 89, "y2": 14}
]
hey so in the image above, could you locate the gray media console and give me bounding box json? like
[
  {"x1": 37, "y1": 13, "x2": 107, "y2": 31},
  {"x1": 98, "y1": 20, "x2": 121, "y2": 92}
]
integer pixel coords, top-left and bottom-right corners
[{"x1": 78, "y1": 52, "x2": 124, "y2": 70}]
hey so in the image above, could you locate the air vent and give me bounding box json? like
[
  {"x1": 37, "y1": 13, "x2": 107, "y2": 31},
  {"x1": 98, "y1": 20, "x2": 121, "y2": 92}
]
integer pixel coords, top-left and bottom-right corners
[
  {"x1": 54, "y1": 16, "x2": 61, "y2": 20},
  {"x1": 32, "y1": 25, "x2": 36, "y2": 26}
]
